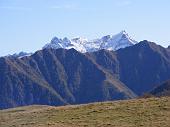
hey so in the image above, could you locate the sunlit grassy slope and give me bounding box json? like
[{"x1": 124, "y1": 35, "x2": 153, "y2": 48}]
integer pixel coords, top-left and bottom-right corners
[{"x1": 0, "y1": 97, "x2": 170, "y2": 127}]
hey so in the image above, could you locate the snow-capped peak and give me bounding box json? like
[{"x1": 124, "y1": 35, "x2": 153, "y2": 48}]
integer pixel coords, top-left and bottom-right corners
[
  {"x1": 51, "y1": 37, "x2": 61, "y2": 43},
  {"x1": 43, "y1": 31, "x2": 138, "y2": 53},
  {"x1": 113, "y1": 30, "x2": 138, "y2": 44},
  {"x1": 99, "y1": 30, "x2": 138, "y2": 50},
  {"x1": 120, "y1": 30, "x2": 128, "y2": 36}
]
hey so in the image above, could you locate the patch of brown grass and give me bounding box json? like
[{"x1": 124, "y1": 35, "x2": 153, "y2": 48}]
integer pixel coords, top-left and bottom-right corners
[{"x1": 0, "y1": 97, "x2": 170, "y2": 127}]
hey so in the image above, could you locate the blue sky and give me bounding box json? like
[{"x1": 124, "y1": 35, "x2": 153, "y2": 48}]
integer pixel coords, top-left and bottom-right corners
[{"x1": 0, "y1": 0, "x2": 170, "y2": 56}]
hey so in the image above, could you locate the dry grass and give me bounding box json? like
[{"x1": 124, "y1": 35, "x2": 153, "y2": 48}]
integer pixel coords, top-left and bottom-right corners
[{"x1": 0, "y1": 97, "x2": 170, "y2": 127}]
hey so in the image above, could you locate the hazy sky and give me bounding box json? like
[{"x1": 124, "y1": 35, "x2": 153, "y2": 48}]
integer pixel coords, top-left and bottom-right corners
[{"x1": 0, "y1": 0, "x2": 170, "y2": 56}]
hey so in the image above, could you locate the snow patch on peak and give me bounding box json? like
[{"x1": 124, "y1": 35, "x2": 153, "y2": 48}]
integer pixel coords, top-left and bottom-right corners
[
  {"x1": 120, "y1": 30, "x2": 128, "y2": 35},
  {"x1": 51, "y1": 37, "x2": 62, "y2": 44},
  {"x1": 113, "y1": 30, "x2": 137, "y2": 44},
  {"x1": 43, "y1": 31, "x2": 138, "y2": 53}
]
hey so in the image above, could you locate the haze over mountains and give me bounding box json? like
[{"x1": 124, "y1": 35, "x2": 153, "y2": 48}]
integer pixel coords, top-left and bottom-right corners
[{"x1": 0, "y1": 32, "x2": 170, "y2": 109}]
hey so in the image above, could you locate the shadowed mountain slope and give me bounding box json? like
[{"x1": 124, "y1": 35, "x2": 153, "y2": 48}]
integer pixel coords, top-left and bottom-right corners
[
  {"x1": 0, "y1": 41, "x2": 170, "y2": 109},
  {"x1": 151, "y1": 80, "x2": 170, "y2": 97},
  {"x1": 0, "y1": 48, "x2": 136, "y2": 109},
  {"x1": 116, "y1": 41, "x2": 170, "y2": 95}
]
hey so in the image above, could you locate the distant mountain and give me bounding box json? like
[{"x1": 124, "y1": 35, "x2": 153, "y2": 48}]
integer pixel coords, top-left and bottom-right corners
[
  {"x1": 0, "y1": 40, "x2": 170, "y2": 109},
  {"x1": 9, "y1": 52, "x2": 32, "y2": 58},
  {"x1": 151, "y1": 80, "x2": 170, "y2": 97},
  {"x1": 43, "y1": 31, "x2": 138, "y2": 52}
]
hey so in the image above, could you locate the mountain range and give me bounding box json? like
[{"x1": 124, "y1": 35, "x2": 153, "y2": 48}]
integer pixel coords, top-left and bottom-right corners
[
  {"x1": 0, "y1": 37, "x2": 170, "y2": 109},
  {"x1": 43, "y1": 30, "x2": 137, "y2": 53},
  {"x1": 7, "y1": 31, "x2": 137, "y2": 58}
]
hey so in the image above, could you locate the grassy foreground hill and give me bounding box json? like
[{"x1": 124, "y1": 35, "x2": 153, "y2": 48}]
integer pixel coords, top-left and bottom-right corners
[{"x1": 0, "y1": 97, "x2": 170, "y2": 127}]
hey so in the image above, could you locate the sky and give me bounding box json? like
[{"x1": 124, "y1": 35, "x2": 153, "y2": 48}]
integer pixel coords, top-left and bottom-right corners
[{"x1": 0, "y1": 0, "x2": 170, "y2": 56}]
